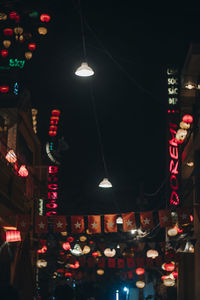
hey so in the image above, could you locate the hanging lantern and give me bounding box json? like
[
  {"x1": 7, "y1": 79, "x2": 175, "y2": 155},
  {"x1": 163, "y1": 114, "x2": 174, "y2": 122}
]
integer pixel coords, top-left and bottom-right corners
[
  {"x1": 49, "y1": 125, "x2": 57, "y2": 132},
  {"x1": 37, "y1": 259, "x2": 47, "y2": 268},
  {"x1": 64, "y1": 272, "x2": 72, "y2": 277},
  {"x1": 92, "y1": 251, "x2": 99, "y2": 258},
  {"x1": 49, "y1": 130, "x2": 57, "y2": 137},
  {"x1": 167, "y1": 226, "x2": 178, "y2": 237},
  {"x1": 162, "y1": 262, "x2": 175, "y2": 272},
  {"x1": 1, "y1": 49, "x2": 8, "y2": 57},
  {"x1": 50, "y1": 116, "x2": 59, "y2": 125},
  {"x1": 62, "y1": 242, "x2": 71, "y2": 251},
  {"x1": 3, "y1": 28, "x2": 13, "y2": 36},
  {"x1": 104, "y1": 248, "x2": 116, "y2": 257},
  {"x1": 135, "y1": 268, "x2": 145, "y2": 275},
  {"x1": 75, "y1": 62, "x2": 94, "y2": 77},
  {"x1": 82, "y1": 245, "x2": 90, "y2": 254},
  {"x1": 97, "y1": 269, "x2": 104, "y2": 275},
  {"x1": 14, "y1": 27, "x2": 23, "y2": 35},
  {"x1": 80, "y1": 235, "x2": 87, "y2": 242},
  {"x1": 70, "y1": 244, "x2": 83, "y2": 256},
  {"x1": 40, "y1": 13, "x2": 51, "y2": 22},
  {"x1": 37, "y1": 245, "x2": 47, "y2": 254},
  {"x1": 6, "y1": 230, "x2": 21, "y2": 242},
  {"x1": 176, "y1": 129, "x2": 187, "y2": 143},
  {"x1": 25, "y1": 52, "x2": 32, "y2": 60},
  {"x1": 28, "y1": 43, "x2": 36, "y2": 51},
  {"x1": 161, "y1": 275, "x2": 169, "y2": 281},
  {"x1": 172, "y1": 271, "x2": 178, "y2": 279},
  {"x1": 99, "y1": 178, "x2": 112, "y2": 188},
  {"x1": 136, "y1": 281, "x2": 145, "y2": 289},
  {"x1": 3, "y1": 40, "x2": 11, "y2": 48},
  {"x1": 163, "y1": 278, "x2": 175, "y2": 287},
  {"x1": 182, "y1": 114, "x2": 193, "y2": 124},
  {"x1": 18, "y1": 165, "x2": 28, "y2": 177},
  {"x1": 146, "y1": 249, "x2": 159, "y2": 259},
  {"x1": 0, "y1": 13, "x2": 7, "y2": 21},
  {"x1": 180, "y1": 121, "x2": 190, "y2": 130},
  {"x1": 9, "y1": 11, "x2": 18, "y2": 20},
  {"x1": 52, "y1": 109, "x2": 61, "y2": 116},
  {"x1": 0, "y1": 86, "x2": 9, "y2": 93},
  {"x1": 6, "y1": 150, "x2": 17, "y2": 163},
  {"x1": 38, "y1": 27, "x2": 47, "y2": 35}
]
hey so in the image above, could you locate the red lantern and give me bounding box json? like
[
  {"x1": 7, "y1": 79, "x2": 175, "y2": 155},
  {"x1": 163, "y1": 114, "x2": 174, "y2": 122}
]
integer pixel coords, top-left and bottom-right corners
[
  {"x1": 161, "y1": 275, "x2": 169, "y2": 281},
  {"x1": 37, "y1": 245, "x2": 47, "y2": 254},
  {"x1": 52, "y1": 109, "x2": 61, "y2": 116},
  {"x1": 172, "y1": 271, "x2": 178, "y2": 278},
  {"x1": 15, "y1": 15, "x2": 20, "y2": 22},
  {"x1": 50, "y1": 116, "x2": 59, "y2": 125},
  {"x1": 0, "y1": 86, "x2": 9, "y2": 93},
  {"x1": 65, "y1": 272, "x2": 72, "y2": 277},
  {"x1": 40, "y1": 14, "x2": 51, "y2": 22},
  {"x1": 9, "y1": 11, "x2": 18, "y2": 20},
  {"x1": 182, "y1": 114, "x2": 193, "y2": 124},
  {"x1": 49, "y1": 131, "x2": 57, "y2": 137},
  {"x1": 49, "y1": 125, "x2": 57, "y2": 132},
  {"x1": 69, "y1": 261, "x2": 80, "y2": 269},
  {"x1": 18, "y1": 165, "x2": 29, "y2": 177},
  {"x1": 3, "y1": 28, "x2": 13, "y2": 36},
  {"x1": 135, "y1": 268, "x2": 145, "y2": 275},
  {"x1": 162, "y1": 262, "x2": 175, "y2": 272},
  {"x1": 6, "y1": 230, "x2": 21, "y2": 242},
  {"x1": 28, "y1": 43, "x2": 36, "y2": 51},
  {"x1": 1, "y1": 49, "x2": 8, "y2": 57},
  {"x1": 62, "y1": 242, "x2": 71, "y2": 250},
  {"x1": 67, "y1": 236, "x2": 74, "y2": 243},
  {"x1": 92, "y1": 251, "x2": 99, "y2": 258}
]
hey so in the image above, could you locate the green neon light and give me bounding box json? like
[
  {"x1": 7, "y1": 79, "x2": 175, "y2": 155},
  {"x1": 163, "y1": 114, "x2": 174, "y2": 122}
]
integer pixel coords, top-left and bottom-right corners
[
  {"x1": 0, "y1": 66, "x2": 10, "y2": 70},
  {"x1": 9, "y1": 59, "x2": 25, "y2": 69},
  {"x1": 29, "y1": 11, "x2": 38, "y2": 18}
]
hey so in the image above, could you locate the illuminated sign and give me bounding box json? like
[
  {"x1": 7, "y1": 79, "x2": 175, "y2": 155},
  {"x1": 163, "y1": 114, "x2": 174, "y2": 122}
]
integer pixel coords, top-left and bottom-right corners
[
  {"x1": 13, "y1": 82, "x2": 19, "y2": 95},
  {"x1": 49, "y1": 109, "x2": 60, "y2": 137},
  {"x1": 45, "y1": 142, "x2": 60, "y2": 165},
  {"x1": 39, "y1": 198, "x2": 44, "y2": 216},
  {"x1": 46, "y1": 165, "x2": 58, "y2": 216},
  {"x1": 167, "y1": 68, "x2": 180, "y2": 206},
  {"x1": 9, "y1": 58, "x2": 25, "y2": 69}
]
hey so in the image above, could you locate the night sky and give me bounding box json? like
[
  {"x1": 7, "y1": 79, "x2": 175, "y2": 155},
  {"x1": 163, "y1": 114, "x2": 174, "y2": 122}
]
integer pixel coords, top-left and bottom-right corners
[{"x1": 15, "y1": 1, "x2": 200, "y2": 214}]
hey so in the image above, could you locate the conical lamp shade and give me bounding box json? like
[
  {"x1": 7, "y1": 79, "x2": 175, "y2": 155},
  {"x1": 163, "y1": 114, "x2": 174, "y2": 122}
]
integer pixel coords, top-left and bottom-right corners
[
  {"x1": 99, "y1": 178, "x2": 112, "y2": 188},
  {"x1": 75, "y1": 62, "x2": 94, "y2": 77}
]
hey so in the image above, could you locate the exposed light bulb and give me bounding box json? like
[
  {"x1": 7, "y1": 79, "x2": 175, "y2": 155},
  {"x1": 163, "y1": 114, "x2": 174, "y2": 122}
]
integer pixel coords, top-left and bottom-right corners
[
  {"x1": 75, "y1": 62, "x2": 94, "y2": 77},
  {"x1": 99, "y1": 178, "x2": 112, "y2": 188}
]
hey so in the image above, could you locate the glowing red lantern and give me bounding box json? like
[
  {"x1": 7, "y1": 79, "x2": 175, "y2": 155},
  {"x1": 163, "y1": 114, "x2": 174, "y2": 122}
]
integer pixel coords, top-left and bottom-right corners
[
  {"x1": 40, "y1": 14, "x2": 51, "y2": 22},
  {"x1": 65, "y1": 272, "x2": 72, "y2": 277},
  {"x1": 67, "y1": 236, "x2": 74, "y2": 243},
  {"x1": 1, "y1": 49, "x2": 8, "y2": 57},
  {"x1": 50, "y1": 116, "x2": 59, "y2": 125},
  {"x1": 6, "y1": 230, "x2": 21, "y2": 242},
  {"x1": 15, "y1": 15, "x2": 20, "y2": 22},
  {"x1": 18, "y1": 165, "x2": 29, "y2": 177},
  {"x1": 0, "y1": 86, "x2": 9, "y2": 93},
  {"x1": 162, "y1": 262, "x2": 175, "y2": 272},
  {"x1": 135, "y1": 268, "x2": 145, "y2": 275},
  {"x1": 49, "y1": 126, "x2": 57, "y2": 132},
  {"x1": 9, "y1": 11, "x2": 17, "y2": 20},
  {"x1": 161, "y1": 275, "x2": 169, "y2": 281},
  {"x1": 49, "y1": 131, "x2": 57, "y2": 137},
  {"x1": 37, "y1": 245, "x2": 47, "y2": 254},
  {"x1": 69, "y1": 261, "x2": 80, "y2": 269},
  {"x1": 172, "y1": 271, "x2": 178, "y2": 278},
  {"x1": 28, "y1": 43, "x2": 36, "y2": 51},
  {"x1": 182, "y1": 114, "x2": 193, "y2": 124},
  {"x1": 92, "y1": 251, "x2": 99, "y2": 258},
  {"x1": 3, "y1": 28, "x2": 13, "y2": 36},
  {"x1": 52, "y1": 109, "x2": 61, "y2": 116},
  {"x1": 62, "y1": 242, "x2": 71, "y2": 251}
]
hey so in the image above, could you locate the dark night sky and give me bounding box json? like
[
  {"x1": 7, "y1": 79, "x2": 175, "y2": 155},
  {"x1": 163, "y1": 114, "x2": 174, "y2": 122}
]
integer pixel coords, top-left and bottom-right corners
[{"x1": 16, "y1": 1, "x2": 200, "y2": 214}]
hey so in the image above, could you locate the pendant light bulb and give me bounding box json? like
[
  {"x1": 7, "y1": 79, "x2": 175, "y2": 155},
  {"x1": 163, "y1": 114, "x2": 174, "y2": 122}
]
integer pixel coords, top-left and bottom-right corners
[
  {"x1": 75, "y1": 62, "x2": 94, "y2": 77},
  {"x1": 99, "y1": 178, "x2": 112, "y2": 188}
]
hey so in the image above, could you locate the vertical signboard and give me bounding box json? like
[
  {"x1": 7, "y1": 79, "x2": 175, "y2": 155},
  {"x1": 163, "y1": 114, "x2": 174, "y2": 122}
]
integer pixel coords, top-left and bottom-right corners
[{"x1": 167, "y1": 68, "x2": 180, "y2": 206}]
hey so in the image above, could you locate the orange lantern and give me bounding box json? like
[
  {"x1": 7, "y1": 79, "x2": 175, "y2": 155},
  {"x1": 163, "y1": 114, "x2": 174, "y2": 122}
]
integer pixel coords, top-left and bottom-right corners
[
  {"x1": 18, "y1": 165, "x2": 28, "y2": 177},
  {"x1": 6, "y1": 150, "x2": 17, "y2": 163},
  {"x1": 38, "y1": 27, "x2": 47, "y2": 35},
  {"x1": 135, "y1": 268, "x2": 145, "y2": 275}
]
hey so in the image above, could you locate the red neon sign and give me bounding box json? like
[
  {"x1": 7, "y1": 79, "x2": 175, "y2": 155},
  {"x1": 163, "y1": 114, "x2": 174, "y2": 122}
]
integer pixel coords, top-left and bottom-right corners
[
  {"x1": 48, "y1": 110, "x2": 60, "y2": 137},
  {"x1": 46, "y1": 165, "x2": 58, "y2": 215}
]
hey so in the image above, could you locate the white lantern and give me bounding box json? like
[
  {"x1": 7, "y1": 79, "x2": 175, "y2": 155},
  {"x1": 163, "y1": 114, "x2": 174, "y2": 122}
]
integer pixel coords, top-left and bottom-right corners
[
  {"x1": 176, "y1": 129, "x2": 187, "y2": 142},
  {"x1": 37, "y1": 259, "x2": 47, "y2": 268},
  {"x1": 99, "y1": 178, "x2": 112, "y2": 188},
  {"x1": 146, "y1": 249, "x2": 159, "y2": 259},
  {"x1": 104, "y1": 248, "x2": 116, "y2": 257},
  {"x1": 136, "y1": 281, "x2": 145, "y2": 288},
  {"x1": 167, "y1": 227, "x2": 178, "y2": 237},
  {"x1": 75, "y1": 62, "x2": 94, "y2": 77},
  {"x1": 163, "y1": 278, "x2": 175, "y2": 287},
  {"x1": 180, "y1": 121, "x2": 190, "y2": 130}
]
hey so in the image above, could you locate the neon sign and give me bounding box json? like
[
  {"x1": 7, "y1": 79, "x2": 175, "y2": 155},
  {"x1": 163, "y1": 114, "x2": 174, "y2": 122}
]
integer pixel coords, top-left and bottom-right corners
[
  {"x1": 9, "y1": 58, "x2": 25, "y2": 69},
  {"x1": 167, "y1": 68, "x2": 180, "y2": 206},
  {"x1": 46, "y1": 165, "x2": 58, "y2": 216}
]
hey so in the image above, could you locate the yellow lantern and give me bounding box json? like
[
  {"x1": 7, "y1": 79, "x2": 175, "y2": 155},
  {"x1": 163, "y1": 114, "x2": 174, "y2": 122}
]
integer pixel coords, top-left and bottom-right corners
[
  {"x1": 37, "y1": 259, "x2": 47, "y2": 268},
  {"x1": 136, "y1": 281, "x2": 145, "y2": 289},
  {"x1": 14, "y1": 27, "x2": 23, "y2": 35},
  {"x1": 146, "y1": 249, "x2": 159, "y2": 259},
  {"x1": 176, "y1": 129, "x2": 187, "y2": 142},
  {"x1": 97, "y1": 269, "x2": 104, "y2": 275},
  {"x1": 180, "y1": 121, "x2": 190, "y2": 130},
  {"x1": 163, "y1": 278, "x2": 175, "y2": 287},
  {"x1": 82, "y1": 245, "x2": 90, "y2": 254},
  {"x1": 25, "y1": 52, "x2": 32, "y2": 60},
  {"x1": 38, "y1": 27, "x2": 47, "y2": 35},
  {"x1": 3, "y1": 40, "x2": 11, "y2": 48},
  {"x1": 0, "y1": 13, "x2": 7, "y2": 21},
  {"x1": 104, "y1": 248, "x2": 116, "y2": 257},
  {"x1": 79, "y1": 235, "x2": 87, "y2": 242}
]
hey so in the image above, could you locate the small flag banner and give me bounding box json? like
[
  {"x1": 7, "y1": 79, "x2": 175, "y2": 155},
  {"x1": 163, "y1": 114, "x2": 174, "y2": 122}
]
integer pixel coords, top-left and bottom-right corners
[{"x1": 12, "y1": 208, "x2": 193, "y2": 234}]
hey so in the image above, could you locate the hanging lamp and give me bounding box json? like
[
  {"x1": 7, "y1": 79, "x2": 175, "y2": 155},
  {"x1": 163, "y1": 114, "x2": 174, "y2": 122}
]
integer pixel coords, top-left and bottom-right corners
[
  {"x1": 75, "y1": 62, "x2": 94, "y2": 77},
  {"x1": 99, "y1": 177, "x2": 112, "y2": 188}
]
